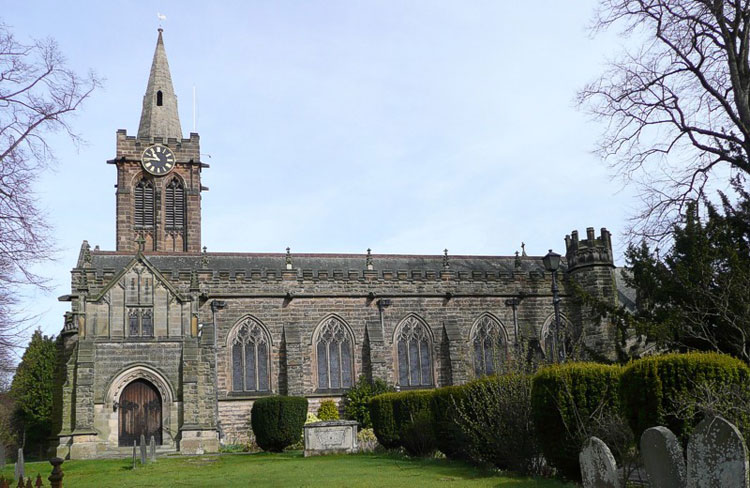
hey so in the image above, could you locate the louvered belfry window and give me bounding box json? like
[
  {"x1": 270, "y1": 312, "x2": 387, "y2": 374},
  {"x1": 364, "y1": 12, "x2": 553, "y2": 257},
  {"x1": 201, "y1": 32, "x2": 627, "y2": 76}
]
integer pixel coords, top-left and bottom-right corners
[
  {"x1": 134, "y1": 179, "x2": 155, "y2": 228},
  {"x1": 165, "y1": 178, "x2": 185, "y2": 229}
]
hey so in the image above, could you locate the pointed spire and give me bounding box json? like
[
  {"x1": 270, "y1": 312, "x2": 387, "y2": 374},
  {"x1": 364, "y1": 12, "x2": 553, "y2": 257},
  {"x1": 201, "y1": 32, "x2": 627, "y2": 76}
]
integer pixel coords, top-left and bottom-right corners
[{"x1": 138, "y1": 29, "x2": 183, "y2": 140}]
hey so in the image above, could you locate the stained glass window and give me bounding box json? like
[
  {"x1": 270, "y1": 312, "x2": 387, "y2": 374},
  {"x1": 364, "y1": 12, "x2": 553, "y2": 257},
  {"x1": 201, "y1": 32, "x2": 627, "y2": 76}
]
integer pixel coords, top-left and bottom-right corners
[
  {"x1": 315, "y1": 317, "x2": 354, "y2": 390},
  {"x1": 229, "y1": 317, "x2": 271, "y2": 392},
  {"x1": 471, "y1": 315, "x2": 506, "y2": 377},
  {"x1": 395, "y1": 316, "x2": 433, "y2": 387}
]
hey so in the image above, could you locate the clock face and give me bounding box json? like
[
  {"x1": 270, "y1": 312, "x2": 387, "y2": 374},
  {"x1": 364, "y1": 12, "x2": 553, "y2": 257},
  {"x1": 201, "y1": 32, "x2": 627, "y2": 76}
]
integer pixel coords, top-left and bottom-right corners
[{"x1": 141, "y1": 145, "x2": 176, "y2": 176}]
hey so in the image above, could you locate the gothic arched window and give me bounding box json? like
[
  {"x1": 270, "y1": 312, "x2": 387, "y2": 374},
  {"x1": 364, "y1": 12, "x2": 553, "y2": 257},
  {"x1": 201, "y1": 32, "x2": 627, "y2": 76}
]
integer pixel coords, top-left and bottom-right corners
[
  {"x1": 540, "y1": 313, "x2": 571, "y2": 362},
  {"x1": 471, "y1": 314, "x2": 507, "y2": 377},
  {"x1": 314, "y1": 316, "x2": 354, "y2": 390},
  {"x1": 229, "y1": 317, "x2": 271, "y2": 393},
  {"x1": 134, "y1": 178, "x2": 154, "y2": 228},
  {"x1": 165, "y1": 178, "x2": 185, "y2": 229},
  {"x1": 395, "y1": 315, "x2": 433, "y2": 388}
]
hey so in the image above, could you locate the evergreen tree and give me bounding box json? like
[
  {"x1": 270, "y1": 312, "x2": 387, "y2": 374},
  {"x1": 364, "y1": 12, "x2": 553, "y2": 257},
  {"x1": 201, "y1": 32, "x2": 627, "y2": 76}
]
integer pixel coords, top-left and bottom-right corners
[
  {"x1": 10, "y1": 330, "x2": 57, "y2": 455},
  {"x1": 623, "y1": 181, "x2": 750, "y2": 361}
]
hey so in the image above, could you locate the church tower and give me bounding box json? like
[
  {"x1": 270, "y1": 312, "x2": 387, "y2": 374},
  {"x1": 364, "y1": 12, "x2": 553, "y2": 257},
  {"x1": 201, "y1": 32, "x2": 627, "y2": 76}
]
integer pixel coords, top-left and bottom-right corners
[{"x1": 111, "y1": 29, "x2": 205, "y2": 253}]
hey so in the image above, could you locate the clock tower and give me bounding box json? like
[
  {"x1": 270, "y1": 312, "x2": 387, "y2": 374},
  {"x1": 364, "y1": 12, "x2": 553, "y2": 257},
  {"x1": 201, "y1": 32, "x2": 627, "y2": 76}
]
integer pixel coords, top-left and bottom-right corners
[{"x1": 110, "y1": 29, "x2": 205, "y2": 253}]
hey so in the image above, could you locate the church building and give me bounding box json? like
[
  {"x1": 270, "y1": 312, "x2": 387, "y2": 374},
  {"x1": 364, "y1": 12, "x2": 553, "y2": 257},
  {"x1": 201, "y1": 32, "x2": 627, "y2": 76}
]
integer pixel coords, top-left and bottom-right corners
[{"x1": 54, "y1": 30, "x2": 621, "y2": 459}]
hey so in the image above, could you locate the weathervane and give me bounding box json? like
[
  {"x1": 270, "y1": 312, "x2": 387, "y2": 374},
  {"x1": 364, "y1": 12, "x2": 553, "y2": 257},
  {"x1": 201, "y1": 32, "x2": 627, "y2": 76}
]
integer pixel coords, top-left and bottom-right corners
[{"x1": 157, "y1": 12, "x2": 167, "y2": 29}]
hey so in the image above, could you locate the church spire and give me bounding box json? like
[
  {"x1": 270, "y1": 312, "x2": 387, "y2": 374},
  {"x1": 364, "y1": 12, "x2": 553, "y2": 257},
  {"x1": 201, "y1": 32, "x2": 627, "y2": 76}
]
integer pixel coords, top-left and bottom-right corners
[{"x1": 137, "y1": 28, "x2": 183, "y2": 140}]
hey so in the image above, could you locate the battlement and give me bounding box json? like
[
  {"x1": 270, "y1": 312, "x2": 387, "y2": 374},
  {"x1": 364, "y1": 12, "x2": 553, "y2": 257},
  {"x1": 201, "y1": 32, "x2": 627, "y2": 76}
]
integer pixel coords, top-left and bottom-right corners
[
  {"x1": 564, "y1": 227, "x2": 614, "y2": 270},
  {"x1": 115, "y1": 130, "x2": 201, "y2": 162}
]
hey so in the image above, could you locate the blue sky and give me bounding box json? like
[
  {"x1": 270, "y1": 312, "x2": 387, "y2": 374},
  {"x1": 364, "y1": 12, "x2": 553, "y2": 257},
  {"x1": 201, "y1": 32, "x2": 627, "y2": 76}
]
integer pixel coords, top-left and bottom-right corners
[{"x1": 3, "y1": 1, "x2": 635, "y2": 341}]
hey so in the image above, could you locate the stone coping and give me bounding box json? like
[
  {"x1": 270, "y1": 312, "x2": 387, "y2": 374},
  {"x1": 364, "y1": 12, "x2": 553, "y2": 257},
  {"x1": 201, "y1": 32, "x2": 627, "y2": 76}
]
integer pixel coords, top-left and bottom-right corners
[{"x1": 304, "y1": 420, "x2": 358, "y2": 428}]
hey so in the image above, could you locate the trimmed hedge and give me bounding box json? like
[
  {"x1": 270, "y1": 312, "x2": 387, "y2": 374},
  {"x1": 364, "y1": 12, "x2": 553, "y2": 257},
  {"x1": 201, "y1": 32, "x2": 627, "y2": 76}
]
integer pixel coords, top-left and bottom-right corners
[
  {"x1": 620, "y1": 352, "x2": 750, "y2": 443},
  {"x1": 370, "y1": 393, "x2": 400, "y2": 449},
  {"x1": 370, "y1": 390, "x2": 436, "y2": 455},
  {"x1": 251, "y1": 396, "x2": 308, "y2": 452},
  {"x1": 430, "y1": 385, "x2": 469, "y2": 460},
  {"x1": 531, "y1": 362, "x2": 621, "y2": 481}
]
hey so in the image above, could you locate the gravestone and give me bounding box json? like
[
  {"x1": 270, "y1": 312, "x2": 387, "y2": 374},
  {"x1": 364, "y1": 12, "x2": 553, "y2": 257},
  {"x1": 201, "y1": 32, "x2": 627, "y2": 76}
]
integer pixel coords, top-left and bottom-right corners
[
  {"x1": 149, "y1": 436, "x2": 155, "y2": 462},
  {"x1": 579, "y1": 436, "x2": 620, "y2": 488},
  {"x1": 14, "y1": 449, "x2": 24, "y2": 482},
  {"x1": 687, "y1": 415, "x2": 749, "y2": 488},
  {"x1": 132, "y1": 441, "x2": 136, "y2": 469},
  {"x1": 641, "y1": 426, "x2": 686, "y2": 488},
  {"x1": 0, "y1": 444, "x2": 5, "y2": 470},
  {"x1": 140, "y1": 434, "x2": 146, "y2": 465},
  {"x1": 303, "y1": 420, "x2": 358, "y2": 457}
]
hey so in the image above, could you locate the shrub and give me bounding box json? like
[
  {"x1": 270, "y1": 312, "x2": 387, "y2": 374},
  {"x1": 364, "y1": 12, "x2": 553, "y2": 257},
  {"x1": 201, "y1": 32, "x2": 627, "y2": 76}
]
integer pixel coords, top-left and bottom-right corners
[
  {"x1": 620, "y1": 352, "x2": 750, "y2": 443},
  {"x1": 430, "y1": 385, "x2": 468, "y2": 460},
  {"x1": 250, "y1": 396, "x2": 308, "y2": 452},
  {"x1": 357, "y1": 427, "x2": 378, "y2": 452},
  {"x1": 392, "y1": 390, "x2": 436, "y2": 456},
  {"x1": 369, "y1": 393, "x2": 400, "y2": 449},
  {"x1": 531, "y1": 362, "x2": 622, "y2": 481},
  {"x1": 317, "y1": 400, "x2": 339, "y2": 421},
  {"x1": 457, "y1": 374, "x2": 542, "y2": 475},
  {"x1": 343, "y1": 376, "x2": 394, "y2": 428}
]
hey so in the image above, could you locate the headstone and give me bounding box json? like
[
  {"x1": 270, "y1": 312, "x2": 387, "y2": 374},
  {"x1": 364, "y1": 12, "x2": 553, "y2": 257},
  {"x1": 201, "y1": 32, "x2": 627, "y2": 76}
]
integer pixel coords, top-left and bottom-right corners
[
  {"x1": 641, "y1": 426, "x2": 686, "y2": 488},
  {"x1": 687, "y1": 415, "x2": 750, "y2": 488},
  {"x1": 579, "y1": 436, "x2": 621, "y2": 488},
  {"x1": 132, "y1": 441, "x2": 136, "y2": 469},
  {"x1": 14, "y1": 449, "x2": 24, "y2": 482},
  {"x1": 0, "y1": 444, "x2": 5, "y2": 470},
  {"x1": 140, "y1": 434, "x2": 146, "y2": 465},
  {"x1": 149, "y1": 436, "x2": 155, "y2": 462}
]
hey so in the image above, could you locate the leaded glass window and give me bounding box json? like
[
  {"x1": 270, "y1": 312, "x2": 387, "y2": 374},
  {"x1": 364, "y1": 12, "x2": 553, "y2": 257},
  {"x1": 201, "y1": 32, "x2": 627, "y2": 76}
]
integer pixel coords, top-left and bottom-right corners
[
  {"x1": 229, "y1": 318, "x2": 270, "y2": 392},
  {"x1": 471, "y1": 315, "x2": 506, "y2": 377},
  {"x1": 315, "y1": 317, "x2": 354, "y2": 390},
  {"x1": 127, "y1": 308, "x2": 154, "y2": 337},
  {"x1": 395, "y1": 316, "x2": 433, "y2": 387}
]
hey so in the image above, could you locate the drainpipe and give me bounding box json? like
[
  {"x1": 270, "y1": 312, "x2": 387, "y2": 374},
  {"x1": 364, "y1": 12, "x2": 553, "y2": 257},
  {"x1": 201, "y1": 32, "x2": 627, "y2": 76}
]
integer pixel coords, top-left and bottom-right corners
[{"x1": 210, "y1": 299, "x2": 226, "y2": 443}]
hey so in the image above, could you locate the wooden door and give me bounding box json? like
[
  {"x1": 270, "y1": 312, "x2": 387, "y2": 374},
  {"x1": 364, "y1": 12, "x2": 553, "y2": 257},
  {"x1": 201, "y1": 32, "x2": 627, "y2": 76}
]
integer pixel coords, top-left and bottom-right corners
[{"x1": 118, "y1": 379, "x2": 162, "y2": 447}]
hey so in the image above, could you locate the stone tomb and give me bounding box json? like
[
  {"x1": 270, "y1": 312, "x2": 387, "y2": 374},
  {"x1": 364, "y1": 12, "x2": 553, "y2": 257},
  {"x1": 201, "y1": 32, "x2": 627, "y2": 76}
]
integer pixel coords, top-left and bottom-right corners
[{"x1": 304, "y1": 420, "x2": 358, "y2": 457}]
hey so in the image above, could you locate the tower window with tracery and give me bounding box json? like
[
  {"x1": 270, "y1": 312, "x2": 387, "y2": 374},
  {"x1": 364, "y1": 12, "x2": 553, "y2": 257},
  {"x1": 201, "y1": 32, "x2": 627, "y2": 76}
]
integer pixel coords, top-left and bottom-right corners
[
  {"x1": 134, "y1": 178, "x2": 155, "y2": 228},
  {"x1": 315, "y1": 317, "x2": 354, "y2": 390},
  {"x1": 471, "y1": 315, "x2": 506, "y2": 377},
  {"x1": 230, "y1": 318, "x2": 270, "y2": 393},
  {"x1": 396, "y1": 316, "x2": 433, "y2": 388},
  {"x1": 165, "y1": 178, "x2": 185, "y2": 229}
]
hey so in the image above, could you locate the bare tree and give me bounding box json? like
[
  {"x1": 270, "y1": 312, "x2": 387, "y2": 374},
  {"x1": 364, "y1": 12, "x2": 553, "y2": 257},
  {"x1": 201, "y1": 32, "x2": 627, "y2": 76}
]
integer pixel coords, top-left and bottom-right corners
[
  {"x1": 580, "y1": 1, "x2": 750, "y2": 239},
  {"x1": 0, "y1": 23, "x2": 99, "y2": 380}
]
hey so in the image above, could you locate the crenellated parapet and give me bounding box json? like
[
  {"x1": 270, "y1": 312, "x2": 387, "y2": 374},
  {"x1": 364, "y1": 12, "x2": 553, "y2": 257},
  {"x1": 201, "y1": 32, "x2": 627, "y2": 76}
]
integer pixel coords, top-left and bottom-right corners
[{"x1": 564, "y1": 227, "x2": 614, "y2": 271}]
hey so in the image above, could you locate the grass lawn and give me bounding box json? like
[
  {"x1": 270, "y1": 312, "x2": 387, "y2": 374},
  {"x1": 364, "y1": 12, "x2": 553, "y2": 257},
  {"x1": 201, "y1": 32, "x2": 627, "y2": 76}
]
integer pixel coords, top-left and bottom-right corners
[{"x1": 1, "y1": 451, "x2": 575, "y2": 487}]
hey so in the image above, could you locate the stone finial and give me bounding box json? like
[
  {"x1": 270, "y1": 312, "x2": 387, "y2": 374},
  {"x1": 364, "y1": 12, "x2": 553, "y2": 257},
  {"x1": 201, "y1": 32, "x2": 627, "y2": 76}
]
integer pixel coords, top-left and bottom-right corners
[
  {"x1": 135, "y1": 236, "x2": 146, "y2": 253},
  {"x1": 82, "y1": 242, "x2": 92, "y2": 266},
  {"x1": 641, "y1": 426, "x2": 686, "y2": 488},
  {"x1": 514, "y1": 250, "x2": 521, "y2": 269},
  {"x1": 443, "y1": 249, "x2": 450, "y2": 269},
  {"x1": 201, "y1": 246, "x2": 209, "y2": 268},
  {"x1": 286, "y1": 247, "x2": 293, "y2": 270},
  {"x1": 687, "y1": 415, "x2": 749, "y2": 488},
  {"x1": 366, "y1": 249, "x2": 373, "y2": 270},
  {"x1": 521, "y1": 242, "x2": 527, "y2": 257},
  {"x1": 579, "y1": 437, "x2": 620, "y2": 488}
]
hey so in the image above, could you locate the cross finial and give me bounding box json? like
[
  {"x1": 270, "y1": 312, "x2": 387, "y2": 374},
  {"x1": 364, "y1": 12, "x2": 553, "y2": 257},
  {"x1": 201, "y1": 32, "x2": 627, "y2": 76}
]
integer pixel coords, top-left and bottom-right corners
[
  {"x1": 443, "y1": 249, "x2": 450, "y2": 269},
  {"x1": 135, "y1": 236, "x2": 146, "y2": 252},
  {"x1": 521, "y1": 242, "x2": 527, "y2": 257}
]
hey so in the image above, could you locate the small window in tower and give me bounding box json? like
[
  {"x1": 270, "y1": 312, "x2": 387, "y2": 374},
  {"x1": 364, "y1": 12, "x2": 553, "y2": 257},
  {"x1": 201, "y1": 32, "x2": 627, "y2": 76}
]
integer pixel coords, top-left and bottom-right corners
[{"x1": 156, "y1": 90, "x2": 163, "y2": 106}]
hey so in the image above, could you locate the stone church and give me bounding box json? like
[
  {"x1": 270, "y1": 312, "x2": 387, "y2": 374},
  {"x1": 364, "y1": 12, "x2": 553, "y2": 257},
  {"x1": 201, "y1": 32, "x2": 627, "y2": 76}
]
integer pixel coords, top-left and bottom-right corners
[{"x1": 54, "y1": 30, "x2": 621, "y2": 459}]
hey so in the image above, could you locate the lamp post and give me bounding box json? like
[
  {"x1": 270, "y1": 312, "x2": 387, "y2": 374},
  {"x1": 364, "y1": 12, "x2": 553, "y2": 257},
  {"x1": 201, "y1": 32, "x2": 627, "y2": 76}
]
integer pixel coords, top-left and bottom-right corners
[{"x1": 542, "y1": 249, "x2": 565, "y2": 363}]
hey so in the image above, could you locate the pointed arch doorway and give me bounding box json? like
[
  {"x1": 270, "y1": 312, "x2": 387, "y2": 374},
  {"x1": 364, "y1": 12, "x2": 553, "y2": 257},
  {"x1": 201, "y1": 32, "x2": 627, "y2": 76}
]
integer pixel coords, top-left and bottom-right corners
[{"x1": 118, "y1": 379, "x2": 162, "y2": 447}]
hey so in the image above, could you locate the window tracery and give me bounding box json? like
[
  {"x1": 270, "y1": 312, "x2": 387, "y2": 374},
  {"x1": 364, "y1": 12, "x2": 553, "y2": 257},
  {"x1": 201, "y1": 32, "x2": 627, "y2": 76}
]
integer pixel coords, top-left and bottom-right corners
[
  {"x1": 229, "y1": 318, "x2": 270, "y2": 393},
  {"x1": 471, "y1": 314, "x2": 506, "y2": 376},
  {"x1": 134, "y1": 178, "x2": 154, "y2": 228},
  {"x1": 395, "y1": 316, "x2": 433, "y2": 387},
  {"x1": 315, "y1": 316, "x2": 354, "y2": 390}
]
